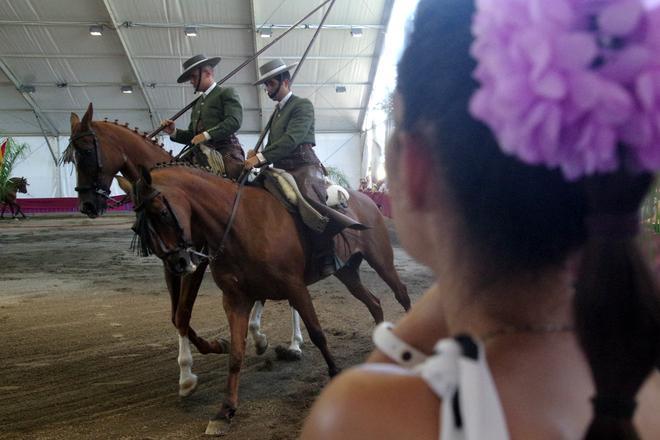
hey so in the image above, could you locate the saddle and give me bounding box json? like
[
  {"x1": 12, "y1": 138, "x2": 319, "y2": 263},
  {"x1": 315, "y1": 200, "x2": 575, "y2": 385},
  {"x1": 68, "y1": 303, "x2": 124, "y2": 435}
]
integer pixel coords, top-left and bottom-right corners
[{"x1": 260, "y1": 168, "x2": 368, "y2": 235}]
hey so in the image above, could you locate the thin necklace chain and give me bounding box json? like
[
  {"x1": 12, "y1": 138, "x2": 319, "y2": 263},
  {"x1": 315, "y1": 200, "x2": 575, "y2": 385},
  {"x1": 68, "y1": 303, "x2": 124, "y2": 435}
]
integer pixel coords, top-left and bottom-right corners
[{"x1": 481, "y1": 323, "x2": 574, "y2": 343}]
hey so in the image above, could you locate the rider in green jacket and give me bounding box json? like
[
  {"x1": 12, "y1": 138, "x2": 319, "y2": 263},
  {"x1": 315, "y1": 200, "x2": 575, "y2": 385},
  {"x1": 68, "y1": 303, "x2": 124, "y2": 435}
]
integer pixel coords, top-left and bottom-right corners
[{"x1": 162, "y1": 54, "x2": 245, "y2": 179}]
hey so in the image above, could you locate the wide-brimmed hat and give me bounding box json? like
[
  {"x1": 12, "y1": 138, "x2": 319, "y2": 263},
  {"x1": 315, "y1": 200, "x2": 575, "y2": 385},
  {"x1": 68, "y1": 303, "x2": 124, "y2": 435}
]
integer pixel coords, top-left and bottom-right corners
[
  {"x1": 177, "y1": 54, "x2": 221, "y2": 83},
  {"x1": 253, "y1": 59, "x2": 299, "y2": 85}
]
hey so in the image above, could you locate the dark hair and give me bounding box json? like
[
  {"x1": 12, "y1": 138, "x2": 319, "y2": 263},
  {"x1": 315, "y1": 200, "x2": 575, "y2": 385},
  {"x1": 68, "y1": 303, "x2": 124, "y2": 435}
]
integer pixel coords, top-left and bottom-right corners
[
  {"x1": 277, "y1": 71, "x2": 291, "y2": 83},
  {"x1": 399, "y1": 0, "x2": 660, "y2": 437}
]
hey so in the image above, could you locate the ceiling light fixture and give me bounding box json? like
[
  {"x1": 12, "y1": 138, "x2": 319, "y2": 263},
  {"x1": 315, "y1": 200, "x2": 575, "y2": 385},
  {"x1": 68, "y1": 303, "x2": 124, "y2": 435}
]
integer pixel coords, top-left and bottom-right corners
[
  {"x1": 259, "y1": 27, "x2": 272, "y2": 38},
  {"x1": 120, "y1": 85, "x2": 133, "y2": 94},
  {"x1": 89, "y1": 24, "x2": 103, "y2": 36},
  {"x1": 184, "y1": 26, "x2": 198, "y2": 37},
  {"x1": 350, "y1": 26, "x2": 363, "y2": 38}
]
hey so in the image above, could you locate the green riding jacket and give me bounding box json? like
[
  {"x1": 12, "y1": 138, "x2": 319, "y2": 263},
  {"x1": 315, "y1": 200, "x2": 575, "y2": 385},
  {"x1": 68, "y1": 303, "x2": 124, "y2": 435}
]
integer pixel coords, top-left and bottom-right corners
[
  {"x1": 262, "y1": 95, "x2": 316, "y2": 164},
  {"x1": 172, "y1": 85, "x2": 243, "y2": 144}
]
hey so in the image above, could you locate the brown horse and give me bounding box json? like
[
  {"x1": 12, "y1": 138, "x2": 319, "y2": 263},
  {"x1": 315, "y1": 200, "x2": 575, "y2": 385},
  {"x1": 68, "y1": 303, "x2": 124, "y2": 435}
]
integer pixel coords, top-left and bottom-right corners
[
  {"x1": 65, "y1": 104, "x2": 233, "y2": 397},
  {"x1": 118, "y1": 163, "x2": 408, "y2": 434},
  {"x1": 0, "y1": 177, "x2": 28, "y2": 219}
]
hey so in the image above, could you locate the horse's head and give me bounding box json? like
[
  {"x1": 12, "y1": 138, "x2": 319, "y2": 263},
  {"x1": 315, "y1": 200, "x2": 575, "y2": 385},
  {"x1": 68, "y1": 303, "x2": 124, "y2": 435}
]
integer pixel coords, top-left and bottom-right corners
[
  {"x1": 67, "y1": 103, "x2": 123, "y2": 218},
  {"x1": 9, "y1": 177, "x2": 28, "y2": 193},
  {"x1": 117, "y1": 168, "x2": 202, "y2": 274}
]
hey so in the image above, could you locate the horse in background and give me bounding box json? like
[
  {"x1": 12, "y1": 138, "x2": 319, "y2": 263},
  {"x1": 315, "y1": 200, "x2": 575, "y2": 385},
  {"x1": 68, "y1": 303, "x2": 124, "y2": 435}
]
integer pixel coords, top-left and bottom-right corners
[
  {"x1": 118, "y1": 164, "x2": 406, "y2": 434},
  {"x1": 0, "y1": 177, "x2": 28, "y2": 219}
]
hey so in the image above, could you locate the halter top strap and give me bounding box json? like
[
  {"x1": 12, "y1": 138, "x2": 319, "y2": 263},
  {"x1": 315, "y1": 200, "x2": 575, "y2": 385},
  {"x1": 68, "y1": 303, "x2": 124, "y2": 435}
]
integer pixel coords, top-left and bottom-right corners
[{"x1": 370, "y1": 322, "x2": 510, "y2": 440}]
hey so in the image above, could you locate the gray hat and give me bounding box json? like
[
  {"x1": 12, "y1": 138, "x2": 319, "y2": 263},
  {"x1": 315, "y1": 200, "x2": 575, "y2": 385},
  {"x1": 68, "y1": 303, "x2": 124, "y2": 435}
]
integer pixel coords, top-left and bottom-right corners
[
  {"x1": 253, "y1": 59, "x2": 299, "y2": 85},
  {"x1": 177, "y1": 54, "x2": 221, "y2": 83}
]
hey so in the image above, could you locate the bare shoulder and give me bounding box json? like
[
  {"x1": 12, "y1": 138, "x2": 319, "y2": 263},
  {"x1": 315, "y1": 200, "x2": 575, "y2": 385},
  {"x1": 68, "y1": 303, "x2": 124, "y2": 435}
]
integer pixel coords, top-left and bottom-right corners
[
  {"x1": 635, "y1": 369, "x2": 660, "y2": 437},
  {"x1": 300, "y1": 366, "x2": 440, "y2": 440}
]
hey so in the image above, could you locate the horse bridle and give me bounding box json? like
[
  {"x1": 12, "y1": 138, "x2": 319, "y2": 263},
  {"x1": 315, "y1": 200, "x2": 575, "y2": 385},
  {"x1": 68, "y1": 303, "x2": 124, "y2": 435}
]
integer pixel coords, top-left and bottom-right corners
[
  {"x1": 68, "y1": 127, "x2": 129, "y2": 208},
  {"x1": 133, "y1": 189, "x2": 202, "y2": 259},
  {"x1": 69, "y1": 128, "x2": 110, "y2": 198}
]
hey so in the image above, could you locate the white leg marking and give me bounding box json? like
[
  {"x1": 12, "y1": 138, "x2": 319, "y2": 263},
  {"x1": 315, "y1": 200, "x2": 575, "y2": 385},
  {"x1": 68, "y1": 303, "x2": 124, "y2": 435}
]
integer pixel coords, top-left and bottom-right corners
[
  {"x1": 177, "y1": 334, "x2": 198, "y2": 397},
  {"x1": 249, "y1": 301, "x2": 268, "y2": 354},
  {"x1": 289, "y1": 307, "x2": 303, "y2": 354}
]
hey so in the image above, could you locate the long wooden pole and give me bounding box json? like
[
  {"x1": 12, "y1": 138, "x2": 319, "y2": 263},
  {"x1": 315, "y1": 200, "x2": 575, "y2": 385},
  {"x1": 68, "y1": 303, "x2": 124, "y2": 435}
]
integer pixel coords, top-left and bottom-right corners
[
  {"x1": 252, "y1": 0, "x2": 337, "y2": 155},
  {"x1": 236, "y1": 0, "x2": 337, "y2": 186},
  {"x1": 290, "y1": 0, "x2": 336, "y2": 85},
  {"x1": 147, "y1": 0, "x2": 333, "y2": 139}
]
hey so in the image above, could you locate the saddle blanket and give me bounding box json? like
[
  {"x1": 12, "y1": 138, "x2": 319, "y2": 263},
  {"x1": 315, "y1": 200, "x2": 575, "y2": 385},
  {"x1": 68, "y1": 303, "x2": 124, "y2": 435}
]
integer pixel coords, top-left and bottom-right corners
[{"x1": 263, "y1": 168, "x2": 329, "y2": 234}]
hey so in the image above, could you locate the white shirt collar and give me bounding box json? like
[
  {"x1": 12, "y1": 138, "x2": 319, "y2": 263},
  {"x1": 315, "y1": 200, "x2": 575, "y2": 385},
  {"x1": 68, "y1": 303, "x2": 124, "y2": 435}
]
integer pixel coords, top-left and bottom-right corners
[
  {"x1": 203, "y1": 82, "x2": 217, "y2": 96},
  {"x1": 278, "y1": 91, "x2": 293, "y2": 109}
]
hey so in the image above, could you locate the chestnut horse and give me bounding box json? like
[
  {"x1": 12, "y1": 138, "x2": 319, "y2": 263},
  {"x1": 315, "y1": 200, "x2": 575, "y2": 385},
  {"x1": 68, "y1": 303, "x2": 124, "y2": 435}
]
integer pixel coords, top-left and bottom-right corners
[
  {"x1": 119, "y1": 163, "x2": 409, "y2": 434},
  {"x1": 65, "y1": 103, "x2": 411, "y2": 397},
  {"x1": 0, "y1": 177, "x2": 28, "y2": 219}
]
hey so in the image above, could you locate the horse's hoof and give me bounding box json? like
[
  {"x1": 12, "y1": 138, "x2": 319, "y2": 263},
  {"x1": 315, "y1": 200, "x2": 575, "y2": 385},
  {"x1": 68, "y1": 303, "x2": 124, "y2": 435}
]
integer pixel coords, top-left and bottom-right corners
[
  {"x1": 275, "y1": 345, "x2": 302, "y2": 361},
  {"x1": 179, "y1": 374, "x2": 198, "y2": 397},
  {"x1": 204, "y1": 419, "x2": 230, "y2": 436},
  {"x1": 255, "y1": 340, "x2": 269, "y2": 356},
  {"x1": 218, "y1": 338, "x2": 230, "y2": 353}
]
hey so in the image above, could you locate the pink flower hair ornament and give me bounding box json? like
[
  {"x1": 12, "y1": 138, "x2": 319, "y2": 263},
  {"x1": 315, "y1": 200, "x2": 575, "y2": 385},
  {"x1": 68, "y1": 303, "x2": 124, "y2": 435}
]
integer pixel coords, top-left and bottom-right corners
[{"x1": 469, "y1": 0, "x2": 660, "y2": 180}]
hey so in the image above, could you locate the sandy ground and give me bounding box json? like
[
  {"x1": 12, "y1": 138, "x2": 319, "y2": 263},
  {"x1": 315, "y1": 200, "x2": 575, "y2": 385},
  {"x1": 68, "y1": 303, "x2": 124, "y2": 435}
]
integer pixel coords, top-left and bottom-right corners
[{"x1": 0, "y1": 213, "x2": 433, "y2": 439}]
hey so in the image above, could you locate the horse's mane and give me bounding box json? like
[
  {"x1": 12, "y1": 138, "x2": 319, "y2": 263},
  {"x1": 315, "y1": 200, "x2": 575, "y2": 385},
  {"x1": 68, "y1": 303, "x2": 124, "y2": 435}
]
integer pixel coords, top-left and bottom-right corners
[
  {"x1": 8, "y1": 177, "x2": 26, "y2": 185},
  {"x1": 98, "y1": 119, "x2": 168, "y2": 151},
  {"x1": 61, "y1": 119, "x2": 170, "y2": 165},
  {"x1": 151, "y1": 160, "x2": 223, "y2": 177},
  {"x1": 130, "y1": 162, "x2": 228, "y2": 257}
]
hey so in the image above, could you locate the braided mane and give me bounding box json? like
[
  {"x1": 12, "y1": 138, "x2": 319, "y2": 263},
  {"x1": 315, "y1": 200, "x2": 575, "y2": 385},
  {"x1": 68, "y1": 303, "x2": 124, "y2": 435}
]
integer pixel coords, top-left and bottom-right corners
[
  {"x1": 102, "y1": 119, "x2": 167, "y2": 150},
  {"x1": 129, "y1": 161, "x2": 224, "y2": 257},
  {"x1": 151, "y1": 160, "x2": 223, "y2": 176},
  {"x1": 60, "y1": 119, "x2": 170, "y2": 165}
]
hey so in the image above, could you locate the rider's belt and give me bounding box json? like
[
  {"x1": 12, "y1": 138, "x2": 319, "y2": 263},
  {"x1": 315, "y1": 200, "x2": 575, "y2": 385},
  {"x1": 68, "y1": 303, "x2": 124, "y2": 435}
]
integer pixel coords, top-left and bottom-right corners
[{"x1": 274, "y1": 143, "x2": 320, "y2": 170}]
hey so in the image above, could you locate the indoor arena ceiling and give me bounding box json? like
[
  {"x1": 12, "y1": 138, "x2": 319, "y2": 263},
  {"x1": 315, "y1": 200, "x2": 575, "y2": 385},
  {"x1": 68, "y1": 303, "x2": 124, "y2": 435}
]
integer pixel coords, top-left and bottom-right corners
[{"x1": 0, "y1": 0, "x2": 393, "y2": 137}]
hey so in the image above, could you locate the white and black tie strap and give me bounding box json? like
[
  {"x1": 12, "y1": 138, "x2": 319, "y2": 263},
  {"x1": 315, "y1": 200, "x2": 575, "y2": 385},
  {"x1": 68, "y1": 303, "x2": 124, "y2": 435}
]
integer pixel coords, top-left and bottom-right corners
[{"x1": 372, "y1": 322, "x2": 429, "y2": 368}]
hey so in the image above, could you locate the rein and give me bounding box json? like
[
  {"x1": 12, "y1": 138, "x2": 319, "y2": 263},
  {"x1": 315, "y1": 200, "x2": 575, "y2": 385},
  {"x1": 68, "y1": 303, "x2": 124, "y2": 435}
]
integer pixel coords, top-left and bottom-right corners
[
  {"x1": 187, "y1": 169, "x2": 257, "y2": 263},
  {"x1": 209, "y1": 170, "x2": 254, "y2": 260}
]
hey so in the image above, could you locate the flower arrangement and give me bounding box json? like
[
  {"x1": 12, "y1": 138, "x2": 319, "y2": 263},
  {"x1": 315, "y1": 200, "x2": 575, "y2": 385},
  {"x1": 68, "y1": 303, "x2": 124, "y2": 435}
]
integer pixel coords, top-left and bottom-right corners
[{"x1": 470, "y1": 0, "x2": 660, "y2": 180}]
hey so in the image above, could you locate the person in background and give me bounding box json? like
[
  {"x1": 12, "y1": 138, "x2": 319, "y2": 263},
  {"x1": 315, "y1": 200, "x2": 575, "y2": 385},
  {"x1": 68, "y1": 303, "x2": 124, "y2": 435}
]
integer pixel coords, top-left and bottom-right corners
[
  {"x1": 161, "y1": 54, "x2": 245, "y2": 179},
  {"x1": 301, "y1": 0, "x2": 660, "y2": 438}
]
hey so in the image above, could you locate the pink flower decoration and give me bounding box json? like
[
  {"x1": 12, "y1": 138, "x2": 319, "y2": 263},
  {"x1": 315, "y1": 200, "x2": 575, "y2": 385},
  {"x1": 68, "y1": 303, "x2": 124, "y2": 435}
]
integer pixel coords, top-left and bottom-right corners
[{"x1": 470, "y1": 0, "x2": 660, "y2": 180}]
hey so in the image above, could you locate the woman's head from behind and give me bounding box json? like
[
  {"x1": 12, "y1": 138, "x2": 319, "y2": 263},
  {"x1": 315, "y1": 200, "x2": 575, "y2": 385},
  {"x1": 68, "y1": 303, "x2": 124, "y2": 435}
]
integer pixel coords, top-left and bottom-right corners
[
  {"x1": 389, "y1": 0, "x2": 587, "y2": 279},
  {"x1": 390, "y1": 0, "x2": 660, "y2": 436}
]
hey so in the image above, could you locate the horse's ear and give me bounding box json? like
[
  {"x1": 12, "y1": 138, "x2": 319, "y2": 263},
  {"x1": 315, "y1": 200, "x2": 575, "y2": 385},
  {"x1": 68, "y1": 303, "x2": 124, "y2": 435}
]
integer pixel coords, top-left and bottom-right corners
[
  {"x1": 115, "y1": 175, "x2": 133, "y2": 196},
  {"x1": 70, "y1": 112, "x2": 80, "y2": 130},
  {"x1": 138, "y1": 165, "x2": 152, "y2": 186},
  {"x1": 81, "y1": 103, "x2": 93, "y2": 128}
]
